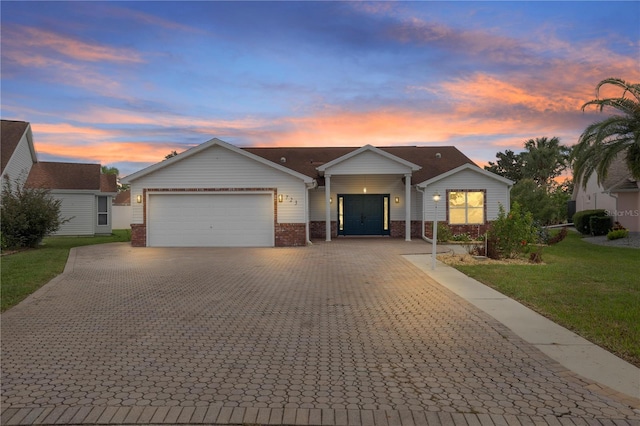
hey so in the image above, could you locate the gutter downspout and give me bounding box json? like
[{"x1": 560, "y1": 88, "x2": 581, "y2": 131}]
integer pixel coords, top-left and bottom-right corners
[
  {"x1": 305, "y1": 180, "x2": 317, "y2": 245},
  {"x1": 416, "y1": 185, "x2": 433, "y2": 244}
]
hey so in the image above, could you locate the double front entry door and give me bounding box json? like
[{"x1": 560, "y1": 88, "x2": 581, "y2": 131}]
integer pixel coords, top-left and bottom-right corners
[{"x1": 337, "y1": 194, "x2": 391, "y2": 236}]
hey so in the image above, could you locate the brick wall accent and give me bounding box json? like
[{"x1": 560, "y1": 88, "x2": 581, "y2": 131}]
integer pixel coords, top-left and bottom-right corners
[
  {"x1": 131, "y1": 224, "x2": 146, "y2": 247},
  {"x1": 310, "y1": 221, "x2": 337, "y2": 239},
  {"x1": 424, "y1": 221, "x2": 490, "y2": 240},
  {"x1": 275, "y1": 223, "x2": 307, "y2": 247},
  {"x1": 389, "y1": 221, "x2": 423, "y2": 239}
]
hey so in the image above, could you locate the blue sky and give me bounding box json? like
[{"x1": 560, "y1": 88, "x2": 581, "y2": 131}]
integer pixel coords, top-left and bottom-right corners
[{"x1": 1, "y1": 1, "x2": 638, "y2": 177}]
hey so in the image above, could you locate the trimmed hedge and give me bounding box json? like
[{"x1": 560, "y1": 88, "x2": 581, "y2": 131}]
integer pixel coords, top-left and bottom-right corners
[
  {"x1": 589, "y1": 216, "x2": 612, "y2": 236},
  {"x1": 573, "y1": 209, "x2": 607, "y2": 235}
]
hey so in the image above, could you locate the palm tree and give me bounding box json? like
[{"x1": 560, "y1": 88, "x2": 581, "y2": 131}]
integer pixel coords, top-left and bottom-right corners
[{"x1": 572, "y1": 78, "x2": 640, "y2": 188}]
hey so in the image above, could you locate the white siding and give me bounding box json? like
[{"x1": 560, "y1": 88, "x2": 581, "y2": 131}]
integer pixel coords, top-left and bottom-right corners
[
  {"x1": 2, "y1": 133, "x2": 34, "y2": 186},
  {"x1": 309, "y1": 175, "x2": 422, "y2": 221},
  {"x1": 129, "y1": 145, "x2": 306, "y2": 224},
  {"x1": 421, "y1": 169, "x2": 511, "y2": 222},
  {"x1": 51, "y1": 192, "x2": 95, "y2": 236},
  {"x1": 324, "y1": 151, "x2": 413, "y2": 175}
]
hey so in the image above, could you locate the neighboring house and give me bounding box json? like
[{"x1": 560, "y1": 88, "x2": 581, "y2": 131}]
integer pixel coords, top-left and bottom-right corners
[
  {"x1": 1, "y1": 119, "x2": 118, "y2": 236},
  {"x1": 572, "y1": 157, "x2": 640, "y2": 232},
  {"x1": 122, "y1": 138, "x2": 513, "y2": 247}
]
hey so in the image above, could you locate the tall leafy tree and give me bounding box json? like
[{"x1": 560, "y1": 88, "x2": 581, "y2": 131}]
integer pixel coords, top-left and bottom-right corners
[
  {"x1": 484, "y1": 149, "x2": 525, "y2": 183},
  {"x1": 572, "y1": 78, "x2": 640, "y2": 188},
  {"x1": 521, "y1": 137, "x2": 571, "y2": 188}
]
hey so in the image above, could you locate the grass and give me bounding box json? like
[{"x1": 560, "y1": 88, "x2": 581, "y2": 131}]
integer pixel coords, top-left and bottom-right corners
[
  {"x1": 1, "y1": 230, "x2": 130, "y2": 312},
  {"x1": 453, "y1": 231, "x2": 640, "y2": 367}
]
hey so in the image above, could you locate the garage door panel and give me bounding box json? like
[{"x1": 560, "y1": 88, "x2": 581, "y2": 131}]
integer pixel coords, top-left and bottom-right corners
[{"x1": 148, "y1": 194, "x2": 273, "y2": 247}]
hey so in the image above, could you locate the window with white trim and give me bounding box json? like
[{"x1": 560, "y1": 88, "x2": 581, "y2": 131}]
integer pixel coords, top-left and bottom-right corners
[
  {"x1": 449, "y1": 191, "x2": 484, "y2": 224},
  {"x1": 97, "y1": 196, "x2": 109, "y2": 226}
]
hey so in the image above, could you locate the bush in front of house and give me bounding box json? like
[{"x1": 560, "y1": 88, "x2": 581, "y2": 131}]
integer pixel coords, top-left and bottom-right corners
[
  {"x1": 1, "y1": 178, "x2": 68, "y2": 249},
  {"x1": 607, "y1": 229, "x2": 629, "y2": 240},
  {"x1": 487, "y1": 202, "x2": 537, "y2": 259},
  {"x1": 436, "y1": 222, "x2": 452, "y2": 243},
  {"x1": 572, "y1": 209, "x2": 607, "y2": 235},
  {"x1": 589, "y1": 215, "x2": 612, "y2": 236}
]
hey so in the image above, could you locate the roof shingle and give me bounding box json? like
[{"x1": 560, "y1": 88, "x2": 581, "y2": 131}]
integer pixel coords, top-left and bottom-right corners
[
  {"x1": 243, "y1": 146, "x2": 476, "y2": 184},
  {"x1": 26, "y1": 162, "x2": 106, "y2": 191},
  {"x1": 1, "y1": 120, "x2": 31, "y2": 173}
]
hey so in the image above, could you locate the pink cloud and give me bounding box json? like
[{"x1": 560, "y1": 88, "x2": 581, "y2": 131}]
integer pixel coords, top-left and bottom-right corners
[{"x1": 5, "y1": 25, "x2": 144, "y2": 63}]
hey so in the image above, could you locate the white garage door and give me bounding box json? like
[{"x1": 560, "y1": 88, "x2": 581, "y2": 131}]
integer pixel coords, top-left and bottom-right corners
[{"x1": 148, "y1": 193, "x2": 274, "y2": 247}]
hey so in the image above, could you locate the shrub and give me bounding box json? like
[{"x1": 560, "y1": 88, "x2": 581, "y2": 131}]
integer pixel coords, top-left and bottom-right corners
[
  {"x1": 451, "y1": 233, "x2": 471, "y2": 242},
  {"x1": 487, "y1": 202, "x2": 537, "y2": 259},
  {"x1": 572, "y1": 209, "x2": 607, "y2": 235},
  {"x1": 1, "y1": 178, "x2": 69, "y2": 249},
  {"x1": 607, "y1": 229, "x2": 629, "y2": 240},
  {"x1": 436, "y1": 222, "x2": 452, "y2": 243},
  {"x1": 589, "y1": 216, "x2": 612, "y2": 236}
]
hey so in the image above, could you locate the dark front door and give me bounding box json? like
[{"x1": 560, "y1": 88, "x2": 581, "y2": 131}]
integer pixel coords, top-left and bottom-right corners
[{"x1": 339, "y1": 194, "x2": 390, "y2": 236}]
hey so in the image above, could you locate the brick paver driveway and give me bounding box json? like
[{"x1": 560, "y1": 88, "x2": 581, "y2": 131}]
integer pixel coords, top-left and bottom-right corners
[{"x1": 2, "y1": 239, "x2": 638, "y2": 425}]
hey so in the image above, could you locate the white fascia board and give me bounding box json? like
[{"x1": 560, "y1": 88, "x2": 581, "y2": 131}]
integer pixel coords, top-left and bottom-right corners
[
  {"x1": 416, "y1": 163, "x2": 513, "y2": 187},
  {"x1": 122, "y1": 138, "x2": 314, "y2": 184},
  {"x1": 316, "y1": 144, "x2": 421, "y2": 175},
  {"x1": 25, "y1": 124, "x2": 38, "y2": 163}
]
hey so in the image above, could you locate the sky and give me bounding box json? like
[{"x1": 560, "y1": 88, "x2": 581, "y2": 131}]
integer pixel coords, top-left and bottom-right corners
[{"x1": 1, "y1": 1, "x2": 639, "y2": 178}]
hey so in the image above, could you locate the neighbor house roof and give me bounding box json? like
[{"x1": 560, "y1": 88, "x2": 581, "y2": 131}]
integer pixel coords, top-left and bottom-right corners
[
  {"x1": 1, "y1": 119, "x2": 35, "y2": 174},
  {"x1": 243, "y1": 146, "x2": 476, "y2": 184},
  {"x1": 602, "y1": 155, "x2": 638, "y2": 192},
  {"x1": 26, "y1": 162, "x2": 117, "y2": 193},
  {"x1": 113, "y1": 189, "x2": 131, "y2": 205}
]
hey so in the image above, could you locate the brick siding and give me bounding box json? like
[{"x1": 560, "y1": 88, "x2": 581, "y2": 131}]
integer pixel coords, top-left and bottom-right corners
[
  {"x1": 275, "y1": 223, "x2": 307, "y2": 247},
  {"x1": 131, "y1": 224, "x2": 146, "y2": 247}
]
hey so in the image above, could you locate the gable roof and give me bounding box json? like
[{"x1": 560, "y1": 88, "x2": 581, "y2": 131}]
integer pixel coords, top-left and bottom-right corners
[
  {"x1": 416, "y1": 163, "x2": 513, "y2": 187},
  {"x1": 26, "y1": 162, "x2": 117, "y2": 193},
  {"x1": 122, "y1": 138, "x2": 315, "y2": 184},
  {"x1": 244, "y1": 145, "x2": 475, "y2": 184},
  {"x1": 1, "y1": 119, "x2": 36, "y2": 173},
  {"x1": 315, "y1": 144, "x2": 421, "y2": 174}
]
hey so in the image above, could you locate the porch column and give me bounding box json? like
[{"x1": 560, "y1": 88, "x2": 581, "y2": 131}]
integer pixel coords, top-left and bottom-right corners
[
  {"x1": 325, "y1": 174, "x2": 332, "y2": 241},
  {"x1": 405, "y1": 173, "x2": 411, "y2": 241}
]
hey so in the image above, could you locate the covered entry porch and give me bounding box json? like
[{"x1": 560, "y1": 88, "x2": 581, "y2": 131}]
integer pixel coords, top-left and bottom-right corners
[{"x1": 315, "y1": 145, "x2": 421, "y2": 242}]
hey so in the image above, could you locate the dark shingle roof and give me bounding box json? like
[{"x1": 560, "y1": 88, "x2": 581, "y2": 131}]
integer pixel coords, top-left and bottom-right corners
[
  {"x1": 243, "y1": 146, "x2": 476, "y2": 184},
  {"x1": 26, "y1": 162, "x2": 116, "y2": 192},
  {"x1": 1, "y1": 120, "x2": 31, "y2": 173},
  {"x1": 602, "y1": 155, "x2": 638, "y2": 192},
  {"x1": 113, "y1": 189, "x2": 131, "y2": 205}
]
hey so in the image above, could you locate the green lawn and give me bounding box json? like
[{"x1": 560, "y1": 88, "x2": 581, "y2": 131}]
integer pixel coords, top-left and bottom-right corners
[
  {"x1": 454, "y1": 231, "x2": 640, "y2": 367},
  {"x1": 1, "y1": 230, "x2": 131, "y2": 312}
]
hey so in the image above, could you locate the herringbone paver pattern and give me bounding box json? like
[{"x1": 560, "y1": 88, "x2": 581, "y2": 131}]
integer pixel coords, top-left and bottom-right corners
[{"x1": 1, "y1": 239, "x2": 638, "y2": 425}]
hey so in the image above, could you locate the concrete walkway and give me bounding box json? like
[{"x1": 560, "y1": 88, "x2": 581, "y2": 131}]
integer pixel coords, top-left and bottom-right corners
[{"x1": 1, "y1": 239, "x2": 639, "y2": 425}]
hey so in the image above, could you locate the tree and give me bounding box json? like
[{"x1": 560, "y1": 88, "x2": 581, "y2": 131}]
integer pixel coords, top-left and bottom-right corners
[
  {"x1": 521, "y1": 137, "x2": 571, "y2": 188},
  {"x1": 101, "y1": 165, "x2": 119, "y2": 175},
  {"x1": 1, "y1": 178, "x2": 70, "y2": 249},
  {"x1": 511, "y1": 178, "x2": 571, "y2": 225},
  {"x1": 572, "y1": 78, "x2": 640, "y2": 188},
  {"x1": 485, "y1": 137, "x2": 570, "y2": 188},
  {"x1": 484, "y1": 150, "x2": 525, "y2": 183}
]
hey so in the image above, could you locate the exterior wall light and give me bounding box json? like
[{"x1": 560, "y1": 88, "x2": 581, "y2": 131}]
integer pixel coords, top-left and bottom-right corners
[
  {"x1": 278, "y1": 194, "x2": 283, "y2": 203},
  {"x1": 395, "y1": 196, "x2": 400, "y2": 204},
  {"x1": 330, "y1": 197, "x2": 333, "y2": 204},
  {"x1": 136, "y1": 194, "x2": 142, "y2": 204}
]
